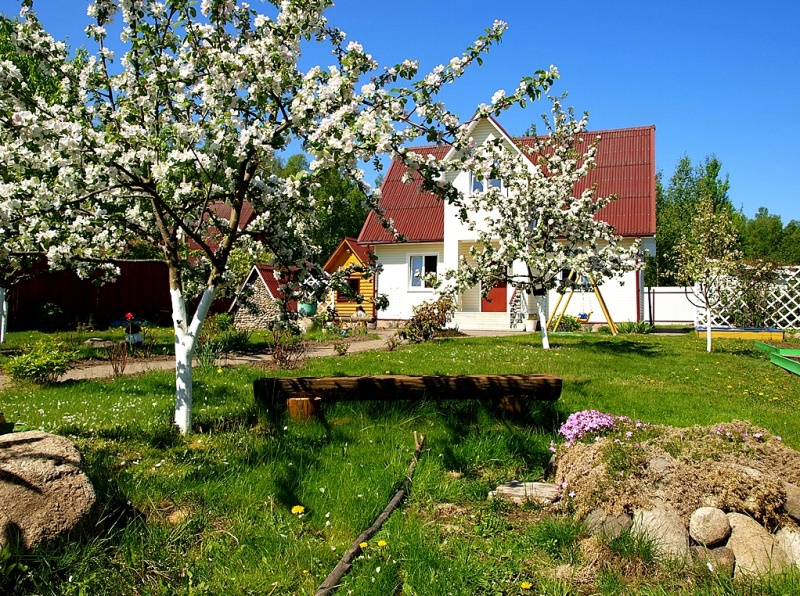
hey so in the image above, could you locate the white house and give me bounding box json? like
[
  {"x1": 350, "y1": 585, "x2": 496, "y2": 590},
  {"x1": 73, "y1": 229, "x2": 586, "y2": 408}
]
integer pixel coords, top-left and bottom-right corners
[{"x1": 357, "y1": 117, "x2": 657, "y2": 331}]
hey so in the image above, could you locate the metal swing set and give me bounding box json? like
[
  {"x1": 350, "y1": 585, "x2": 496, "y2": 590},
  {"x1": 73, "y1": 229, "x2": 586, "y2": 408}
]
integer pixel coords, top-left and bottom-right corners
[{"x1": 546, "y1": 270, "x2": 618, "y2": 336}]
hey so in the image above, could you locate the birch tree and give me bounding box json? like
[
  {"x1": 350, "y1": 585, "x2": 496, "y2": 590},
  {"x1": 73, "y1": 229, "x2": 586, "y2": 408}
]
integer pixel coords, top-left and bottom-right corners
[
  {"x1": 675, "y1": 195, "x2": 741, "y2": 352},
  {"x1": 442, "y1": 98, "x2": 641, "y2": 349},
  {"x1": 0, "y1": 0, "x2": 557, "y2": 432}
]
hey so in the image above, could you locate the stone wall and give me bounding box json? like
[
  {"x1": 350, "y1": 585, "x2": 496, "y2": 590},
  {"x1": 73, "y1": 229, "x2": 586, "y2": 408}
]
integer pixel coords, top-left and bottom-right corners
[{"x1": 232, "y1": 282, "x2": 282, "y2": 330}]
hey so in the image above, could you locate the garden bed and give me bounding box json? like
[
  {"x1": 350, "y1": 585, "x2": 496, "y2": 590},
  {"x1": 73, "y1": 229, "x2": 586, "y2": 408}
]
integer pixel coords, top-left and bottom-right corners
[{"x1": 695, "y1": 326, "x2": 784, "y2": 341}]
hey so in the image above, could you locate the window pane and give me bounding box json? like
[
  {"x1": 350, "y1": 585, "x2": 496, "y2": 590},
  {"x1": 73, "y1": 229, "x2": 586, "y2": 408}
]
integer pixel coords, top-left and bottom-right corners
[
  {"x1": 410, "y1": 256, "x2": 423, "y2": 287},
  {"x1": 424, "y1": 255, "x2": 437, "y2": 275},
  {"x1": 472, "y1": 174, "x2": 483, "y2": 194}
]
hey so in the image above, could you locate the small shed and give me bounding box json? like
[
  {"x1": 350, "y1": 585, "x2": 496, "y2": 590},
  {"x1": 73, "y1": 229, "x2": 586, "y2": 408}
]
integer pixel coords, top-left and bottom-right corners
[
  {"x1": 322, "y1": 238, "x2": 375, "y2": 318},
  {"x1": 229, "y1": 264, "x2": 296, "y2": 330}
]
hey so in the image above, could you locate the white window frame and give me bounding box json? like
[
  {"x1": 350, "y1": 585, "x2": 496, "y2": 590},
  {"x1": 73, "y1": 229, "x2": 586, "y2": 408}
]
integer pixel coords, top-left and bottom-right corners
[
  {"x1": 409, "y1": 254, "x2": 438, "y2": 290},
  {"x1": 469, "y1": 172, "x2": 504, "y2": 196}
]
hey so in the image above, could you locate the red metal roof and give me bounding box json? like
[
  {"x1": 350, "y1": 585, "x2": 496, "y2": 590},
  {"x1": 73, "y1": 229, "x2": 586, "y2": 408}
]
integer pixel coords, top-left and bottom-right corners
[
  {"x1": 357, "y1": 145, "x2": 449, "y2": 244},
  {"x1": 358, "y1": 125, "x2": 655, "y2": 244}
]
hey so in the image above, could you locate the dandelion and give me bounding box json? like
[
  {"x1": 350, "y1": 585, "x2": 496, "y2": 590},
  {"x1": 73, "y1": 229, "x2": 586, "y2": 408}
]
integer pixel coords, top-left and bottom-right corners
[
  {"x1": 216, "y1": 367, "x2": 223, "y2": 374},
  {"x1": 521, "y1": 580, "x2": 533, "y2": 590},
  {"x1": 359, "y1": 542, "x2": 368, "y2": 549},
  {"x1": 377, "y1": 540, "x2": 387, "y2": 548},
  {"x1": 291, "y1": 505, "x2": 305, "y2": 515}
]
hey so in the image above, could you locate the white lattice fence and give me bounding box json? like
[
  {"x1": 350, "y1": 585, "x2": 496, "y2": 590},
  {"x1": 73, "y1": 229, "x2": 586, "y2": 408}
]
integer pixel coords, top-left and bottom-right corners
[{"x1": 702, "y1": 267, "x2": 800, "y2": 330}]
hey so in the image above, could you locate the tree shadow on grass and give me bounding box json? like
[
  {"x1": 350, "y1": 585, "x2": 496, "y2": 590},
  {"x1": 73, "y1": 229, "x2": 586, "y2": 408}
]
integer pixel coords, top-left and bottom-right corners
[{"x1": 577, "y1": 339, "x2": 663, "y2": 358}]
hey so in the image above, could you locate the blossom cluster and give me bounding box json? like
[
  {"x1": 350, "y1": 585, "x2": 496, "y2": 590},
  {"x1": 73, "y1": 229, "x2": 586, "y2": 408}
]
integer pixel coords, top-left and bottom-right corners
[{"x1": 558, "y1": 409, "x2": 628, "y2": 445}]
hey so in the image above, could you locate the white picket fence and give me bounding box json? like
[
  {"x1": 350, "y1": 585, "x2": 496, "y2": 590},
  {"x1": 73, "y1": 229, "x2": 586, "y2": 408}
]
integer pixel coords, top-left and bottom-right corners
[{"x1": 645, "y1": 267, "x2": 800, "y2": 330}]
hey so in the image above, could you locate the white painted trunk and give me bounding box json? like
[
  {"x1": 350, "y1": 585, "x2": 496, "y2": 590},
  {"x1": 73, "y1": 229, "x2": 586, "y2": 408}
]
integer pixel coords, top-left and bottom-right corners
[
  {"x1": 171, "y1": 286, "x2": 216, "y2": 434},
  {"x1": 0, "y1": 287, "x2": 6, "y2": 345},
  {"x1": 706, "y1": 306, "x2": 712, "y2": 353},
  {"x1": 537, "y1": 299, "x2": 550, "y2": 350}
]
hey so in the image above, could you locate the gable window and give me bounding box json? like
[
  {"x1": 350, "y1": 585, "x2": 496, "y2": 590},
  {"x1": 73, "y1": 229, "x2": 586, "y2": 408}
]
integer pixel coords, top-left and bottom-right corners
[
  {"x1": 469, "y1": 172, "x2": 504, "y2": 196},
  {"x1": 410, "y1": 255, "x2": 437, "y2": 289},
  {"x1": 337, "y1": 277, "x2": 360, "y2": 302}
]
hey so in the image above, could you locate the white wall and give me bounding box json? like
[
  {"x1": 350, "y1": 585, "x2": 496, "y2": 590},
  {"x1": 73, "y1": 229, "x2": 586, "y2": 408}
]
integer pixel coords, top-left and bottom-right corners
[
  {"x1": 642, "y1": 287, "x2": 698, "y2": 325},
  {"x1": 373, "y1": 243, "x2": 443, "y2": 321}
]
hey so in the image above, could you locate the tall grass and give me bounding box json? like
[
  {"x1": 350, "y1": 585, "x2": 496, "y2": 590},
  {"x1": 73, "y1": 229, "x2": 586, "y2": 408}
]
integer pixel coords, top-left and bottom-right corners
[{"x1": 1, "y1": 332, "x2": 799, "y2": 594}]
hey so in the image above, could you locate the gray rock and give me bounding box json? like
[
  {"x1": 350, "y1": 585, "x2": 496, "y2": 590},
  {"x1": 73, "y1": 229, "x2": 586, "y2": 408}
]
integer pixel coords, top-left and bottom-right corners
[
  {"x1": 545, "y1": 454, "x2": 557, "y2": 479},
  {"x1": 689, "y1": 507, "x2": 731, "y2": 547},
  {"x1": 776, "y1": 527, "x2": 800, "y2": 569},
  {"x1": 784, "y1": 482, "x2": 800, "y2": 523},
  {"x1": 632, "y1": 507, "x2": 690, "y2": 562},
  {"x1": 488, "y1": 481, "x2": 560, "y2": 505},
  {"x1": 585, "y1": 508, "x2": 632, "y2": 539},
  {"x1": 0, "y1": 431, "x2": 96, "y2": 550},
  {"x1": 726, "y1": 512, "x2": 790, "y2": 578},
  {"x1": 692, "y1": 545, "x2": 735, "y2": 577}
]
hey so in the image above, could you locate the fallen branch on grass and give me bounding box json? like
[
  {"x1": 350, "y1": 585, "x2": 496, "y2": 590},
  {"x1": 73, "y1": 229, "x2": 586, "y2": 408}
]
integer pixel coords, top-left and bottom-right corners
[{"x1": 314, "y1": 432, "x2": 426, "y2": 596}]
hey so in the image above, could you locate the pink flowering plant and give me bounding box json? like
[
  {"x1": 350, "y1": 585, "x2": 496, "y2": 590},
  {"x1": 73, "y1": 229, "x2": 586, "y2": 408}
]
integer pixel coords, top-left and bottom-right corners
[{"x1": 559, "y1": 410, "x2": 621, "y2": 444}]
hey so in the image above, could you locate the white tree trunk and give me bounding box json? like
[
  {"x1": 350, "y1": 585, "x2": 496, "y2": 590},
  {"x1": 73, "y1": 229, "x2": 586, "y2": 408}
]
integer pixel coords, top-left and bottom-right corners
[
  {"x1": 0, "y1": 287, "x2": 6, "y2": 345},
  {"x1": 537, "y1": 298, "x2": 550, "y2": 350},
  {"x1": 172, "y1": 286, "x2": 216, "y2": 434},
  {"x1": 706, "y1": 305, "x2": 712, "y2": 353}
]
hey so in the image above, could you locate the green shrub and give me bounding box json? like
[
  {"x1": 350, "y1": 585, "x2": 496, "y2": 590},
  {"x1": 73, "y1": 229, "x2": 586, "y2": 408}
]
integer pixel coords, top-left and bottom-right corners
[
  {"x1": 556, "y1": 314, "x2": 581, "y2": 332},
  {"x1": 218, "y1": 329, "x2": 252, "y2": 353},
  {"x1": 4, "y1": 338, "x2": 76, "y2": 384},
  {"x1": 617, "y1": 321, "x2": 654, "y2": 334},
  {"x1": 401, "y1": 295, "x2": 455, "y2": 343}
]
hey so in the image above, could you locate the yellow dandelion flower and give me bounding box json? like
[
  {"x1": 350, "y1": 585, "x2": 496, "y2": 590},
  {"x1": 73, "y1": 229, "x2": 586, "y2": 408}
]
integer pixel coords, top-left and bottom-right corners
[
  {"x1": 217, "y1": 367, "x2": 223, "y2": 374},
  {"x1": 291, "y1": 505, "x2": 305, "y2": 515},
  {"x1": 521, "y1": 580, "x2": 533, "y2": 590},
  {"x1": 359, "y1": 542, "x2": 368, "y2": 549},
  {"x1": 377, "y1": 540, "x2": 387, "y2": 548}
]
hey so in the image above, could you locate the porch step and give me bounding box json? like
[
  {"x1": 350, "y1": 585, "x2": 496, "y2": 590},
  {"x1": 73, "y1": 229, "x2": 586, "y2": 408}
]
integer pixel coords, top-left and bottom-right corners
[{"x1": 451, "y1": 312, "x2": 525, "y2": 332}]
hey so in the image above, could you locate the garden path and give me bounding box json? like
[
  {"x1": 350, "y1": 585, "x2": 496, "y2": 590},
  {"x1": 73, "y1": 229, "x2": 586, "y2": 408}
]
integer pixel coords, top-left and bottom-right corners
[{"x1": 0, "y1": 329, "x2": 519, "y2": 388}]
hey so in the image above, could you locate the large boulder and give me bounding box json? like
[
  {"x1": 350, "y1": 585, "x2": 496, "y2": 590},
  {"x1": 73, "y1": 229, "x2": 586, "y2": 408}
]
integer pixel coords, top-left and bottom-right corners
[
  {"x1": 0, "y1": 431, "x2": 96, "y2": 550},
  {"x1": 584, "y1": 508, "x2": 632, "y2": 540},
  {"x1": 726, "y1": 512, "x2": 790, "y2": 578},
  {"x1": 689, "y1": 507, "x2": 731, "y2": 547},
  {"x1": 784, "y1": 482, "x2": 800, "y2": 523},
  {"x1": 632, "y1": 507, "x2": 690, "y2": 563},
  {"x1": 776, "y1": 527, "x2": 800, "y2": 569}
]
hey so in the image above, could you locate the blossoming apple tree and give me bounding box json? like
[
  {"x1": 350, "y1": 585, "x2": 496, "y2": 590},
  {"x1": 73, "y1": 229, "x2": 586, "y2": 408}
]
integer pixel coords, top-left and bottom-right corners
[
  {"x1": 0, "y1": 0, "x2": 557, "y2": 432},
  {"x1": 675, "y1": 195, "x2": 742, "y2": 352},
  {"x1": 440, "y1": 98, "x2": 642, "y2": 349}
]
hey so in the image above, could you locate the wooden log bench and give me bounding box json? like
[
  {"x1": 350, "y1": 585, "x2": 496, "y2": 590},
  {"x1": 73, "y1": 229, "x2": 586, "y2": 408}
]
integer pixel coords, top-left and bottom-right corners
[{"x1": 254, "y1": 374, "x2": 562, "y2": 421}]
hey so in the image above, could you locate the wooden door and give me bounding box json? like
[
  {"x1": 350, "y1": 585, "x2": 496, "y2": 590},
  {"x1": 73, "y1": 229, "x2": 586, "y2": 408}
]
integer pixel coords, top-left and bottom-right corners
[{"x1": 481, "y1": 282, "x2": 507, "y2": 312}]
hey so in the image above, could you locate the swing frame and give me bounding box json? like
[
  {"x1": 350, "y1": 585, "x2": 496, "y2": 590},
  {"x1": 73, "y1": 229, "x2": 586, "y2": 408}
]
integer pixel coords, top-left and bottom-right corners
[{"x1": 546, "y1": 271, "x2": 618, "y2": 335}]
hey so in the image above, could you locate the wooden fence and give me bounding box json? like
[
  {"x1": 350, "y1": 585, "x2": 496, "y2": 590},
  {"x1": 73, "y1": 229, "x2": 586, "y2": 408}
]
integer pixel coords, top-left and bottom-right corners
[{"x1": 7, "y1": 261, "x2": 172, "y2": 331}]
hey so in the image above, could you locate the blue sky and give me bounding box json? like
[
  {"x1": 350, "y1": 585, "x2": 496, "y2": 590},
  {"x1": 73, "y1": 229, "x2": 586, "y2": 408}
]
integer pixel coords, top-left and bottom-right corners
[{"x1": 10, "y1": 0, "x2": 800, "y2": 222}]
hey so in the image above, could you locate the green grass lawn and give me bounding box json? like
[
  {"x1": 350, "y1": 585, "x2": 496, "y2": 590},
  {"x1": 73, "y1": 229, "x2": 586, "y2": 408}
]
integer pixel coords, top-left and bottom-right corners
[{"x1": 1, "y1": 332, "x2": 799, "y2": 595}]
